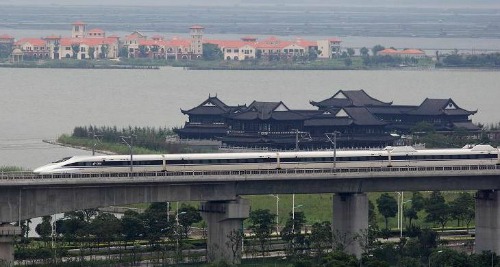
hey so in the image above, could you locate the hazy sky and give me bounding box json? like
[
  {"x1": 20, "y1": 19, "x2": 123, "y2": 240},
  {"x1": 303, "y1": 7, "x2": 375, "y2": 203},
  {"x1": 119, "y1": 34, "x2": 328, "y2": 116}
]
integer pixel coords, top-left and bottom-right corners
[{"x1": 1, "y1": 0, "x2": 499, "y2": 8}]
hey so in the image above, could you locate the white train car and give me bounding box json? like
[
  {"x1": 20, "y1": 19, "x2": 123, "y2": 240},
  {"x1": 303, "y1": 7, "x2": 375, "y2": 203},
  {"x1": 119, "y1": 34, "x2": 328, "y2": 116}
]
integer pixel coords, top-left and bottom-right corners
[{"x1": 33, "y1": 145, "x2": 500, "y2": 174}]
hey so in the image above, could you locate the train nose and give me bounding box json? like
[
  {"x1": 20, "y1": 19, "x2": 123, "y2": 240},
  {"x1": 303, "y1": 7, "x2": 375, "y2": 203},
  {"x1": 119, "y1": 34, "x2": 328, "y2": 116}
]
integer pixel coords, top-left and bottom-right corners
[{"x1": 33, "y1": 165, "x2": 50, "y2": 174}]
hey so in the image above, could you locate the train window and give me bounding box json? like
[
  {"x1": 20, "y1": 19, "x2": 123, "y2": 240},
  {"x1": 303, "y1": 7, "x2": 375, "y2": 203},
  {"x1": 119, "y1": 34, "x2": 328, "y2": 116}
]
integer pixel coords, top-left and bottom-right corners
[{"x1": 53, "y1": 157, "x2": 72, "y2": 163}]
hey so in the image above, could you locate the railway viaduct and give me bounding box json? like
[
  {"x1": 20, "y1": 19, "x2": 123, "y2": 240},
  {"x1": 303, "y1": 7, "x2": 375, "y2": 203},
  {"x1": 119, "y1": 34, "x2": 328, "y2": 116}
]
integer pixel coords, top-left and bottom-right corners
[{"x1": 1, "y1": 165, "x2": 500, "y2": 264}]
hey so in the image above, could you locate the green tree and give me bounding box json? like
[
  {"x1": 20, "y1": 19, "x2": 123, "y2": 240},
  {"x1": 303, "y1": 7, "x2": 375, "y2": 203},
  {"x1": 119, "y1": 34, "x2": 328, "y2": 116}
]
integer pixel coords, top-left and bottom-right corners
[
  {"x1": 58, "y1": 211, "x2": 90, "y2": 245},
  {"x1": 376, "y1": 193, "x2": 398, "y2": 230},
  {"x1": 88, "y1": 47, "x2": 95, "y2": 59},
  {"x1": 309, "y1": 221, "x2": 332, "y2": 259},
  {"x1": 35, "y1": 216, "x2": 53, "y2": 246},
  {"x1": 202, "y1": 43, "x2": 223, "y2": 61},
  {"x1": 469, "y1": 251, "x2": 500, "y2": 267},
  {"x1": 321, "y1": 250, "x2": 359, "y2": 267},
  {"x1": 282, "y1": 211, "x2": 307, "y2": 256},
  {"x1": 449, "y1": 192, "x2": 474, "y2": 229},
  {"x1": 368, "y1": 200, "x2": 377, "y2": 226},
  {"x1": 347, "y1": 48, "x2": 355, "y2": 57},
  {"x1": 308, "y1": 47, "x2": 319, "y2": 60},
  {"x1": 139, "y1": 45, "x2": 148, "y2": 58},
  {"x1": 100, "y1": 44, "x2": 108, "y2": 59},
  {"x1": 142, "y1": 202, "x2": 173, "y2": 247},
  {"x1": 71, "y1": 44, "x2": 80, "y2": 59},
  {"x1": 425, "y1": 191, "x2": 450, "y2": 231},
  {"x1": 178, "y1": 204, "x2": 202, "y2": 238},
  {"x1": 121, "y1": 210, "x2": 145, "y2": 244},
  {"x1": 0, "y1": 43, "x2": 12, "y2": 58},
  {"x1": 248, "y1": 209, "x2": 275, "y2": 257},
  {"x1": 360, "y1": 47, "x2": 369, "y2": 57},
  {"x1": 372, "y1": 45, "x2": 385, "y2": 56},
  {"x1": 91, "y1": 213, "x2": 121, "y2": 245},
  {"x1": 411, "y1": 121, "x2": 436, "y2": 134},
  {"x1": 119, "y1": 46, "x2": 129, "y2": 58},
  {"x1": 429, "y1": 248, "x2": 470, "y2": 267},
  {"x1": 404, "y1": 192, "x2": 425, "y2": 227}
]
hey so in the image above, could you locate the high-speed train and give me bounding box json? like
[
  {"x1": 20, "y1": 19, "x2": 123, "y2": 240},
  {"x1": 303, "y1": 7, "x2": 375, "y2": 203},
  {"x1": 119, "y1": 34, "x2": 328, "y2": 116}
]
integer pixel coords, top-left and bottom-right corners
[{"x1": 33, "y1": 144, "x2": 500, "y2": 174}]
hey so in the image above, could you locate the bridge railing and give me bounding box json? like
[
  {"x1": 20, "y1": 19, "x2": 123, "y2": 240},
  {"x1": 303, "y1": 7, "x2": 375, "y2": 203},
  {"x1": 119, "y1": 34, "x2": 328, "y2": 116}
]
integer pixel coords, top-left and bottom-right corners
[{"x1": 1, "y1": 164, "x2": 500, "y2": 180}]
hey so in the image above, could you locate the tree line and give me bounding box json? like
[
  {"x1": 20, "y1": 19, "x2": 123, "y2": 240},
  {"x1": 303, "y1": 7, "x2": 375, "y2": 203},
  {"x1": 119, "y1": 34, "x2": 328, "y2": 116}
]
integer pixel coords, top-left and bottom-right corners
[
  {"x1": 62, "y1": 125, "x2": 200, "y2": 154},
  {"x1": 11, "y1": 190, "x2": 489, "y2": 266},
  {"x1": 242, "y1": 190, "x2": 478, "y2": 266},
  {"x1": 16, "y1": 203, "x2": 202, "y2": 266},
  {"x1": 437, "y1": 52, "x2": 500, "y2": 68}
]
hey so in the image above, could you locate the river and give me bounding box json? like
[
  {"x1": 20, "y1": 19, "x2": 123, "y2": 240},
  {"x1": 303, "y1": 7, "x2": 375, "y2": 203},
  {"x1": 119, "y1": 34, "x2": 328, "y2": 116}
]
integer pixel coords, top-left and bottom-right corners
[{"x1": 1, "y1": 67, "x2": 499, "y2": 169}]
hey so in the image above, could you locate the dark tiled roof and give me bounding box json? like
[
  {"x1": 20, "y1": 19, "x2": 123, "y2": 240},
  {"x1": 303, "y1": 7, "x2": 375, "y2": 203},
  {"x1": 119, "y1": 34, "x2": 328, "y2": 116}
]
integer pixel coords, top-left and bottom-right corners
[
  {"x1": 409, "y1": 98, "x2": 476, "y2": 116},
  {"x1": 452, "y1": 121, "x2": 481, "y2": 131},
  {"x1": 310, "y1": 89, "x2": 392, "y2": 108},
  {"x1": 344, "y1": 107, "x2": 387, "y2": 125},
  {"x1": 182, "y1": 106, "x2": 228, "y2": 115},
  {"x1": 228, "y1": 101, "x2": 307, "y2": 121},
  {"x1": 181, "y1": 96, "x2": 244, "y2": 115},
  {"x1": 366, "y1": 105, "x2": 416, "y2": 115},
  {"x1": 304, "y1": 107, "x2": 386, "y2": 127}
]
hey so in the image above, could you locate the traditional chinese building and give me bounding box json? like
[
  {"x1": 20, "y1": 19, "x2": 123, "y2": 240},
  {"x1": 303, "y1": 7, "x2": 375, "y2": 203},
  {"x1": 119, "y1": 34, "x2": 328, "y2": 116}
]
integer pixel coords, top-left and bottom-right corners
[
  {"x1": 175, "y1": 90, "x2": 480, "y2": 149},
  {"x1": 174, "y1": 95, "x2": 246, "y2": 140}
]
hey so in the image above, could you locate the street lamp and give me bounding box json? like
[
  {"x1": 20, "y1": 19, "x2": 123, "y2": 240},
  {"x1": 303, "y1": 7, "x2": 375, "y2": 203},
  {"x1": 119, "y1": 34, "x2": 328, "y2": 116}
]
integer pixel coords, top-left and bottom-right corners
[
  {"x1": 175, "y1": 211, "x2": 187, "y2": 258},
  {"x1": 120, "y1": 135, "x2": 135, "y2": 172},
  {"x1": 396, "y1": 192, "x2": 401, "y2": 232},
  {"x1": 401, "y1": 198, "x2": 412, "y2": 238},
  {"x1": 291, "y1": 129, "x2": 312, "y2": 151},
  {"x1": 326, "y1": 131, "x2": 341, "y2": 171},
  {"x1": 90, "y1": 129, "x2": 102, "y2": 156},
  {"x1": 396, "y1": 192, "x2": 412, "y2": 238}
]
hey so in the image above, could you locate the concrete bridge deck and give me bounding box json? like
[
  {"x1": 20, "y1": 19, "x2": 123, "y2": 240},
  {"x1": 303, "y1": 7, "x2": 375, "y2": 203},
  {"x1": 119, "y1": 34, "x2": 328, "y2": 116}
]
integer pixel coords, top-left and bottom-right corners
[
  {"x1": 1, "y1": 164, "x2": 499, "y2": 192},
  {"x1": 1, "y1": 164, "x2": 500, "y2": 264}
]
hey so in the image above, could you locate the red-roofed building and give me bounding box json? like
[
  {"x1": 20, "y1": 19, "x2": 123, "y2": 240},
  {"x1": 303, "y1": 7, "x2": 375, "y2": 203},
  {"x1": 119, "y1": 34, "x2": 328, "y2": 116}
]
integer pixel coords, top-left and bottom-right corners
[
  {"x1": 0, "y1": 34, "x2": 14, "y2": 43},
  {"x1": 72, "y1": 21, "x2": 87, "y2": 38},
  {"x1": 14, "y1": 38, "x2": 49, "y2": 59},
  {"x1": 43, "y1": 35, "x2": 61, "y2": 59},
  {"x1": 87, "y1": 28, "x2": 105, "y2": 38},
  {"x1": 206, "y1": 35, "x2": 332, "y2": 61},
  {"x1": 7, "y1": 21, "x2": 346, "y2": 62},
  {"x1": 59, "y1": 37, "x2": 119, "y2": 59},
  {"x1": 378, "y1": 48, "x2": 427, "y2": 59}
]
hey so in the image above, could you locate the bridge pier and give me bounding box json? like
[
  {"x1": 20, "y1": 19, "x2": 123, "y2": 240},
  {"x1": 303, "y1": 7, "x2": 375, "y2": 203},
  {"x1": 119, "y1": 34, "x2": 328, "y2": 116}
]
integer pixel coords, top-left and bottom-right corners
[
  {"x1": 475, "y1": 190, "x2": 500, "y2": 254},
  {"x1": 0, "y1": 224, "x2": 21, "y2": 266},
  {"x1": 332, "y1": 193, "x2": 368, "y2": 258},
  {"x1": 200, "y1": 197, "x2": 249, "y2": 264}
]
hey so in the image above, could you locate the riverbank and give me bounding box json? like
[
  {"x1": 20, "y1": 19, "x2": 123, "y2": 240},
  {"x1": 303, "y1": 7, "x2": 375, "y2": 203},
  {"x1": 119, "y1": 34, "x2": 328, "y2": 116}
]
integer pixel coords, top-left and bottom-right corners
[{"x1": 0, "y1": 57, "x2": 435, "y2": 70}]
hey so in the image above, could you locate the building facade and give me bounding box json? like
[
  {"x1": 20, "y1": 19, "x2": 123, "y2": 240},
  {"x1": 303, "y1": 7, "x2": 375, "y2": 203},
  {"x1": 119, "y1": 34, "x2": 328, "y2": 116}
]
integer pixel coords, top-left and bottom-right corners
[
  {"x1": 175, "y1": 90, "x2": 479, "y2": 149},
  {"x1": 5, "y1": 22, "x2": 343, "y2": 62}
]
